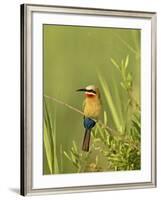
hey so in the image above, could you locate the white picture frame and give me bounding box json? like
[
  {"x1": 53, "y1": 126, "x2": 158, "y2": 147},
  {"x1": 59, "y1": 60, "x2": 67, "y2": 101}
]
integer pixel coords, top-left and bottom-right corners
[{"x1": 20, "y1": 4, "x2": 157, "y2": 196}]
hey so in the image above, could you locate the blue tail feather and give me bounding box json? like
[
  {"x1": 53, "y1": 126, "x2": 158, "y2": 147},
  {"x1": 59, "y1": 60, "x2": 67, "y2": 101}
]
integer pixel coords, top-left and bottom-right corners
[{"x1": 83, "y1": 117, "x2": 96, "y2": 129}]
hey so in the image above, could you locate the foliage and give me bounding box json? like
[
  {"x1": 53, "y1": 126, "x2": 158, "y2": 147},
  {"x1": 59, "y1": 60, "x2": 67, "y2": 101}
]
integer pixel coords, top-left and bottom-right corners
[
  {"x1": 43, "y1": 100, "x2": 60, "y2": 174},
  {"x1": 63, "y1": 56, "x2": 141, "y2": 172},
  {"x1": 44, "y1": 55, "x2": 141, "y2": 173}
]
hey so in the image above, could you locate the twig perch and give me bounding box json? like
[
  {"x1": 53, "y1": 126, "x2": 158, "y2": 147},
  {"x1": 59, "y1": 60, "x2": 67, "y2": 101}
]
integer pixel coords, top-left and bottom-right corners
[
  {"x1": 44, "y1": 95, "x2": 84, "y2": 115},
  {"x1": 44, "y1": 95, "x2": 115, "y2": 133},
  {"x1": 44, "y1": 94, "x2": 139, "y2": 150}
]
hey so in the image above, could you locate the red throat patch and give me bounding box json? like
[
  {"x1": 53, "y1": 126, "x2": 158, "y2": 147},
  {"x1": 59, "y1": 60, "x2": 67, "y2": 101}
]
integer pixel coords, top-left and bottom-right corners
[{"x1": 85, "y1": 93, "x2": 96, "y2": 98}]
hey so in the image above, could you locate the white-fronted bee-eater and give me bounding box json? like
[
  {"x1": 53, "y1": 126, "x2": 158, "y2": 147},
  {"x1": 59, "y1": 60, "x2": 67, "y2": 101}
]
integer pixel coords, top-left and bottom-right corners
[{"x1": 76, "y1": 85, "x2": 102, "y2": 152}]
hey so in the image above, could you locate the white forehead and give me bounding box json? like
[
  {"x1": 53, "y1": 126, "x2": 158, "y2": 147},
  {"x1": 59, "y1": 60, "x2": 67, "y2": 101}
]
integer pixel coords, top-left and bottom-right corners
[{"x1": 86, "y1": 85, "x2": 96, "y2": 90}]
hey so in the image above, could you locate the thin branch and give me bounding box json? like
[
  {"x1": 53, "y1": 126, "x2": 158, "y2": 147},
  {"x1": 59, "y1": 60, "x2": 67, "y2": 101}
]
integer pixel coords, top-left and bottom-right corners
[
  {"x1": 44, "y1": 95, "x2": 84, "y2": 115},
  {"x1": 44, "y1": 95, "x2": 139, "y2": 150},
  {"x1": 44, "y1": 95, "x2": 115, "y2": 132}
]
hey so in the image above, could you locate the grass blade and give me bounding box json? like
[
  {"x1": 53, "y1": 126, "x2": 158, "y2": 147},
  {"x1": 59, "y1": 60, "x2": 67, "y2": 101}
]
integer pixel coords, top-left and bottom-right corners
[
  {"x1": 44, "y1": 98, "x2": 59, "y2": 174},
  {"x1": 51, "y1": 115, "x2": 59, "y2": 173},
  {"x1": 44, "y1": 122, "x2": 53, "y2": 174},
  {"x1": 98, "y1": 74, "x2": 122, "y2": 131}
]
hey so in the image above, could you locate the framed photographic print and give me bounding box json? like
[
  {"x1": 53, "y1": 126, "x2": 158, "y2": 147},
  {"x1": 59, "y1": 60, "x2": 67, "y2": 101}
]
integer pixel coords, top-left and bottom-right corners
[{"x1": 20, "y1": 4, "x2": 157, "y2": 196}]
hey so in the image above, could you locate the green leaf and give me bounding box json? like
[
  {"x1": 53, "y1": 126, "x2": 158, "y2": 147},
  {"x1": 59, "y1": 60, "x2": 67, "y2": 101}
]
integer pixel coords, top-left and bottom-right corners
[
  {"x1": 97, "y1": 124, "x2": 105, "y2": 141},
  {"x1": 51, "y1": 116, "x2": 59, "y2": 174},
  {"x1": 96, "y1": 156, "x2": 98, "y2": 165},
  {"x1": 44, "y1": 99, "x2": 59, "y2": 174},
  {"x1": 98, "y1": 74, "x2": 122, "y2": 131},
  {"x1": 121, "y1": 59, "x2": 124, "y2": 69},
  {"x1": 125, "y1": 55, "x2": 129, "y2": 69},
  {"x1": 127, "y1": 73, "x2": 132, "y2": 82},
  {"x1": 60, "y1": 144, "x2": 63, "y2": 173},
  {"x1": 72, "y1": 141, "x2": 78, "y2": 153},
  {"x1": 104, "y1": 111, "x2": 108, "y2": 125},
  {"x1": 44, "y1": 122, "x2": 53, "y2": 174},
  {"x1": 120, "y1": 82, "x2": 126, "y2": 90},
  {"x1": 111, "y1": 58, "x2": 120, "y2": 70},
  {"x1": 64, "y1": 151, "x2": 72, "y2": 161},
  {"x1": 132, "y1": 120, "x2": 140, "y2": 133}
]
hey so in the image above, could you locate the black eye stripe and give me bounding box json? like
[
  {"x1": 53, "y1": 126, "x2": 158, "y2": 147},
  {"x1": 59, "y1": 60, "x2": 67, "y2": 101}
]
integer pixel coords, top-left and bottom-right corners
[{"x1": 86, "y1": 89, "x2": 96, "y2": 94}]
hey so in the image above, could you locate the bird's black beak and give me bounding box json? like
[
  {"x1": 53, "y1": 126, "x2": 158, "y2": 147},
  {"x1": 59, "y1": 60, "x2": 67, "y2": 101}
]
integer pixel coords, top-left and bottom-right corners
[{"x1": 76, "y1": 88, "x2": 87, "y2": 92}]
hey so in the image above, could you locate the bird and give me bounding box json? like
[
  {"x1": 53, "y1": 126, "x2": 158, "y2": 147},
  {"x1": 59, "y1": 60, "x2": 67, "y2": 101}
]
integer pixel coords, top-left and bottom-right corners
[{"x1": 76, "y1": 85, "x2": 102, "y2": 152}]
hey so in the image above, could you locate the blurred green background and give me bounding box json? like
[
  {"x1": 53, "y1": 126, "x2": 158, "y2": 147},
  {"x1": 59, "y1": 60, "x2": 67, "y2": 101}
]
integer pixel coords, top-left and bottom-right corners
[{"x1": 43, "y1": 25, "x2": 140, "y2": 174}]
